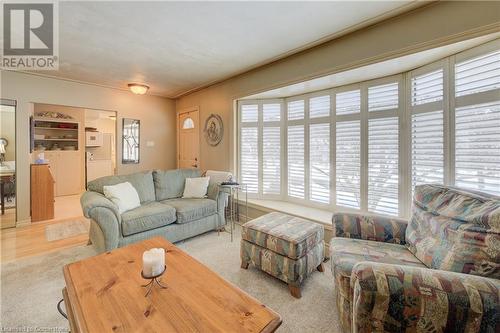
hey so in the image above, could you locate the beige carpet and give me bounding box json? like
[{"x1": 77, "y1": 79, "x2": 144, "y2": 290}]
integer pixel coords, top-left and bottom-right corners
[
  {"x1": 1, "y1": 226, "x2": 340, "y2": 332},
  {"x1": 45, "y1": 219, "x2": 90, "y2": 241}
]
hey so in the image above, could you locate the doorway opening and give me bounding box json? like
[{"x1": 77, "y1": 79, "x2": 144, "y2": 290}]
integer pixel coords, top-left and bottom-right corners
[
  {"x1": 0, "y1": 99, "x2": 17, "y2": 229},
  {"x1": 30, "y1": 103, "x2": 117, "y2": 223}
]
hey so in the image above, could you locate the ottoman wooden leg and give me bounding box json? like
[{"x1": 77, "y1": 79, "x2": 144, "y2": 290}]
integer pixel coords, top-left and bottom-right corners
[
  {"x1": 288, "y1": 284, "x2": 301, "y2": 298},
  {"x1": 317, "y1": 263, "x2": 324, "y2": 272},
  {"x1": 241, "y1": 261, "x2": 249, "y2": 269}
]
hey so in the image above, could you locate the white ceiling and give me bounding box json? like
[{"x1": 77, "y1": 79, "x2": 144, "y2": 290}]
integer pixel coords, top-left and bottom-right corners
[
  {"x1": 30, "y1": 1, "x2": 424, "y2": 98},
  {"x1": 243, "y1": 34, "x2": 500, "y2": 99}
]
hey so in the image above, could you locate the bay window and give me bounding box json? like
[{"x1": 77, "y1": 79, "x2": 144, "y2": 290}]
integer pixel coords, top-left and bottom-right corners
[{"x1": 237, "y1": 40, "x2": 500, "y2": 217}]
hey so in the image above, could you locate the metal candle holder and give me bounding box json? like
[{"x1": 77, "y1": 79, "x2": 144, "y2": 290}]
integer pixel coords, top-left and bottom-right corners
[{"x1": 141, "y1": 265, "x2": 167, "y2": 297}]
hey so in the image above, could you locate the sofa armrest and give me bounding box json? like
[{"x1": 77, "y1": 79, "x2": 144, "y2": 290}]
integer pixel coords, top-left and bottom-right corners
[
  {"x1": 351, "y1": 262, "x2": 500, "y2": 332},
  {"x1": 81, "y1": 191, "x2": 121, "y2": 222},
  {"x1": 332, "y1": 212, "x2": 407, "y2": 244},
  {"x1": 81, "y1": 191, "x2": 121, "y2": 251},
  {"x1": 207, "y1": 183, "x2": 228, "y2": 213}
]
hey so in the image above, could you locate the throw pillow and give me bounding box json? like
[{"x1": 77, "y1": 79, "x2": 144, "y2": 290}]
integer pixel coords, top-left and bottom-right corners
[
  {"x1": 103, "y1": 182, "x2": 141, "y2": 214},
  {"x1": 182, "y1": 177, "x2": 210, "y2": 198}
]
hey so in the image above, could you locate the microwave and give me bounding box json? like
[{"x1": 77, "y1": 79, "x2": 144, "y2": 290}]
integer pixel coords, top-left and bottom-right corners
[{"x1": 86, "y1": 132, "x2": 103, "y2": 147}]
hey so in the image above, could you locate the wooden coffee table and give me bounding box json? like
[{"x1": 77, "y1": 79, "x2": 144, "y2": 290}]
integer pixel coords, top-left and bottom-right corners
[{"x1": 63, "y1": 237, "x2": 281, "y2": 333}]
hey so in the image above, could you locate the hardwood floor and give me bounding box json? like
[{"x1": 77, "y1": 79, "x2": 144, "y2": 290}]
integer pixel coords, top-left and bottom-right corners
[
  {"x1": 1, "y1": 194, "x2": 89, "y2": 263},
  {"x1": 0, "y1": 208, "x2": 16, "y2": 229}
]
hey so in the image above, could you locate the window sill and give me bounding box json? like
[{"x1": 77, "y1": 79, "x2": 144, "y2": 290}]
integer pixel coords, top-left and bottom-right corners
[{"x1": 241, "y1": 198, "x2": 334, "y2": 228}]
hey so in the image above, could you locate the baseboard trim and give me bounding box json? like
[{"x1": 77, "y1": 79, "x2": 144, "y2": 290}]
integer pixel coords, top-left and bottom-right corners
[{"x1": 16, "y1": 218, "x2": 32, "y2": 227}]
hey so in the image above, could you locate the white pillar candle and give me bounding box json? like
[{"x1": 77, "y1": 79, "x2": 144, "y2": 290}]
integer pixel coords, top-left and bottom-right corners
[
  {"x1": 143, "y1": 248, "x2": 166, "y2": 277},
  {"x1": 142, "y1": 250, "x2": 155, "y2": 277}
]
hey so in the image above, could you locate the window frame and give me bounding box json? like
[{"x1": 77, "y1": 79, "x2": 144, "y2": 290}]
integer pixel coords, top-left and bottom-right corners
[{"x1": 236, "y1": 39, "x2": 500, "y2": 217}]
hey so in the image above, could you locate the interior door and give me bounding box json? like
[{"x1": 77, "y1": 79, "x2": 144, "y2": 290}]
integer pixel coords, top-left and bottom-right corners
[{"x1": 178, "y1": 110, "x2": 200, "y2": 169}]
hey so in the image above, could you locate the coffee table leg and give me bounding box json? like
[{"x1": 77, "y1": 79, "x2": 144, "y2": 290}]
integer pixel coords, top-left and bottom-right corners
[
  {"x1": 241, "y1": 261, "x2": 249, "y2": 269},
  {"x1": 317, "y1": 263, "x2": 324, "y2": 272}
]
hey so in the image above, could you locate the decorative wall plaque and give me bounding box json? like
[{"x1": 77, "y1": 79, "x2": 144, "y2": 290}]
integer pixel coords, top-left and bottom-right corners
[{"x1": 204, "y1": 114, "x2": 223, "y2": 146}]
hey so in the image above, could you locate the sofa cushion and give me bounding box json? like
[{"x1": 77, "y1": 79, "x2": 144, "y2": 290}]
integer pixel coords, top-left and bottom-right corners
[
  {"x1": 88, "y1": 171, "x2": 156, "y2": 204},
  {"x1": 153, "y1": 169, "x2": 201, "y2": 201},
  {"x1": 121, "y1": 202, "x2": 176, "y2": 236},
  {"x1": 407, "y1": 184, "x2": 500, "y2": 278},
  {"x1": 161, "y1": 198, "x2": 216, "y2": 224},
  {"x1": 330, "y1": 237, "x2": 426, "y2": 309},
  {"x1": 241, "y1": 212, "x2": 324, "y2": 260}
]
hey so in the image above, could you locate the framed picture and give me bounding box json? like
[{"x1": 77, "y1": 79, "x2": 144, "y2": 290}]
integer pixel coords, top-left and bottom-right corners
[
  {"x1": 122, "y1": 118, "x2": 140, "y2": 164},
  {"x1": 204, "y1": 114, "x2": 223, "y2": 147}
]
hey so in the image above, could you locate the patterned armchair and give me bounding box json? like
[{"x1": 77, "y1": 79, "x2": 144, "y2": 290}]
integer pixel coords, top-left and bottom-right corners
[{"x1": 330, "y1": 184, "x2": 500, "y2": 332}]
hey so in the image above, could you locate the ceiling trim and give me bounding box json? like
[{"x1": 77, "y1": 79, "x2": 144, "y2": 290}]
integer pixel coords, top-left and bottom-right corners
[
  {"x1": 7, "y1": 1, "x2": 431, "y2": 100},
  {"x1": 7, "y1": 70, "x2": 170, "y2": 98},
  {"x1": 229, "y1": 23, "x2": 500, "y2": 103},
  {"x1": 171, "y1": 0, "x2": 433, "y2": 99}
]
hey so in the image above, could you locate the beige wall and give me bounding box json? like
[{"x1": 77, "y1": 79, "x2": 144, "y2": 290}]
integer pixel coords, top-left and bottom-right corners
[
  {"x1": 1, "y1": 71, "x2": 176, "y2": 224},
  {"x1": 176, "y1": 1, "x2": 500, "y2": 174},
  {"x1": 0, "y1": 107, "x2": 15, "y2": 161}
]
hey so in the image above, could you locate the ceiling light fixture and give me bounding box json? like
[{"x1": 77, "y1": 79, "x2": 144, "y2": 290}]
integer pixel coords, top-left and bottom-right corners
[{"x1": 128, "y1": 83, "x2": 149, "y2": 95}]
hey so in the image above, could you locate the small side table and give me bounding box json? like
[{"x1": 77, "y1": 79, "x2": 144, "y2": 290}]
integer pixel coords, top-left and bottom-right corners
[{"x1": 218, "y1": 184, "x2": 248, "y2": 242}]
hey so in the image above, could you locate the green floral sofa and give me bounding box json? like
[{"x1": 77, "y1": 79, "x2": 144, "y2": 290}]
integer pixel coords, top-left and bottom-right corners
[{"x1": 330, "y1": 184, "x2": 499, "y2": 332}]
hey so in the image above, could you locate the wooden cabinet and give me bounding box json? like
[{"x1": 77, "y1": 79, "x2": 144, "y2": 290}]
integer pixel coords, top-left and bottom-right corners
[
  {"x1": 31, "y1": 164, "x2": 54, "y2": 222},
  {"x1": 44, "y1": 151, "x2": 83, "y2": 196}
]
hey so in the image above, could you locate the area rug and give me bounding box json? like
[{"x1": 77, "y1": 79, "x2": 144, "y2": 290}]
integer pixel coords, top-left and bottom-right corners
[
  {"x1": 1, "y1": 226, "x2": 340, "y2": 332},
  {"x1": 45, "y1": 219, "x2": 90, "y2": 242}
]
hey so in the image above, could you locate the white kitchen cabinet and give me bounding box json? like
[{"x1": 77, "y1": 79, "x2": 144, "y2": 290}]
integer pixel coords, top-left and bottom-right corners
[{"x1": 43, "y1": 151, "x2": 83, "y2": 196}]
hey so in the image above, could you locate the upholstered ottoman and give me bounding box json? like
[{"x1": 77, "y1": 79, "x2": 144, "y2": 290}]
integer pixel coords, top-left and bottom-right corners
[{"x1": 240, "y1": 212, "x2": 325, "y2": 298}]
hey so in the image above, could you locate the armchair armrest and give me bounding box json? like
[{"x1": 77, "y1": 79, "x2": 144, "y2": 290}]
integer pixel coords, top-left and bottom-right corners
[
  {"x1": 332, "y1": 212, "x2": 407, "y2": 245},
  {"x1": 351, "y1": 262, "x2": 500, "y2": 333}
]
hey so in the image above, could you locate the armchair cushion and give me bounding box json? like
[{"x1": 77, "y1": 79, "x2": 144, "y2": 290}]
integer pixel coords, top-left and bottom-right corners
[
  {"x1": 351, "y1": 262, "x2": 500, "y2": 333},
  {"x1": 407, "y1": 184, "x2": 500, "y2": 278},
  {"x1": 330, "y1": 238, "x2": 426, "y2": 332},
  {"x1": 332, "y1": 212, "x2": 407, "y2": 245}
]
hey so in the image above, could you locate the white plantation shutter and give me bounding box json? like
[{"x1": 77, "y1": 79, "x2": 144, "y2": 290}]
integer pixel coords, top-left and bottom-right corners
[
  {"x1": 411, "y1": 69, "x2": 444, "y2": 105},
  {"x1": 288, "y1": 125, "x2": 305, "y2": 198},
  {"x1": 336, "y1": 90, "x2": 360, "y2": 115},
  {"x1": 309, "y1": 95, "x2": 330, "y2": 118},
  {"x1": 262, "y1": 127, "x2": 281, "y2": 195},
  {"x1": 240, "y1": 127, "x2": 258, "y2": 193},
  {"x1": 310, "y1": 123, "x2": 330, "y2": 203},
  {"x1": 455, "y1": 102, "x2": 500, "y2": 195},
  {"x1": 368, "y1": 117, "x2": 399, "y2": 215},
  {"x1": 410, "y1": 66, "x2": 445, "y2": 192},
  {"x1": 288, "y1": 100, "x2": 304, "y2": 120},
  {"x1": 453, "y1": 46, "x2": 500, "y2": 196},
  {"x1": 455, "y1": 50, "x2": 500, "y2": 97},
  {"x1": 368, "y1": 82, "x2": 399, "y2": 111},
  {"x1": 336, "y1": 121, "x2": 361, "y2": 208},
  {"x1": 241, "y1": 104, "x2": 258, "y2": 122},
  {"x1": 263, "y1": 103, "x2": 281, "y2": 121},
  {"x1": 411, "y1": 111, "x2": 444, "y2": 188}
]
